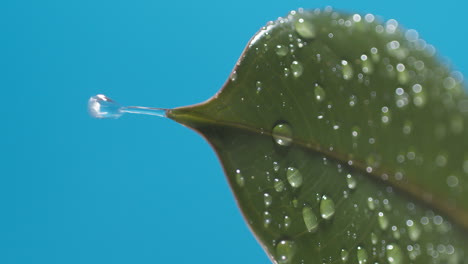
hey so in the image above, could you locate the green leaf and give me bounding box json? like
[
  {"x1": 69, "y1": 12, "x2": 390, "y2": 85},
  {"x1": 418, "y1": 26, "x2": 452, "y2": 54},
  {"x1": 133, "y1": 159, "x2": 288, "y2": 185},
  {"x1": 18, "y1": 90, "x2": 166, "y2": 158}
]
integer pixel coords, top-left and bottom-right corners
[{"x1": 168, "y1": 9, "x2": 467, "y2": 264}]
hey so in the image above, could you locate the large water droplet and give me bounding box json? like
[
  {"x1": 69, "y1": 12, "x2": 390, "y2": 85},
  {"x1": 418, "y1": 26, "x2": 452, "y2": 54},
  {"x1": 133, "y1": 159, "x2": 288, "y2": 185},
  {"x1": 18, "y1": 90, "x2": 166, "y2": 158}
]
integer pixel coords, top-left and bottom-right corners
[
  {"x1": 276, "y1": 240, "x2": 296, "y2": 264},
  {"x1": 320, "y1": 195, "x2": 335, "y2": 219},
  {"x1": 272, "y1": 122, "x2": 294, "y2": 146},
  {"x1": 302, "y1": 206, "x2": 319, "y2": 232},
  {"x1": 314, "y1": 83, "x2": 326, "y2": 102},
  {"x1": 291, "y1": 61, "x2": 303, "y2": 78},
  {"x1": 295, "y1": 18, "x2": 316, "y2": 39},
  {"x1": 357, "y1": 246, "x2": 368, "y2": 264},
  {"x1": 286, "y1": 167, "x2": 303, "y2": 188},
  {"x1": 88, "y1": 94, "x2": 167, "y2": 119},
  {"x1": 386, "y1": 244, "x2": 403, "y2": 264}
]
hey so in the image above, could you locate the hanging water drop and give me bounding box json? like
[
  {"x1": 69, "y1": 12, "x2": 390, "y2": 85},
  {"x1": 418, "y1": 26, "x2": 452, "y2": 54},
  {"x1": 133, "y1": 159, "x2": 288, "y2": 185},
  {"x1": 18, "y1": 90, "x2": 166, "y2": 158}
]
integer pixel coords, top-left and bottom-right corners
[
  {"x1": 272, "y1": 122, "x2": 294, "y2": 146},
  {"x1": 88, "y1": 94, "x2": 167, "y2": 119}
]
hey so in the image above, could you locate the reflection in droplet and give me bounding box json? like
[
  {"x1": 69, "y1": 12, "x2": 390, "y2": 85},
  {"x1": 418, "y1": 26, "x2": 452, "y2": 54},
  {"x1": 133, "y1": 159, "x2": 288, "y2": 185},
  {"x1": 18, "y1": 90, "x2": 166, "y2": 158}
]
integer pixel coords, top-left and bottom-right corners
[
  {"x1": 287, "y1": 167, "x2": 303, "y2": 188},
  {"x1": 302, "y1": 206, "x2": 319, "y2": 232},
  {"x1": 320, "y1": 195, "x2": 335, "y2": 219},
  {"x1": 272, "y1": 122, "x2": 293, "y2": 146}
]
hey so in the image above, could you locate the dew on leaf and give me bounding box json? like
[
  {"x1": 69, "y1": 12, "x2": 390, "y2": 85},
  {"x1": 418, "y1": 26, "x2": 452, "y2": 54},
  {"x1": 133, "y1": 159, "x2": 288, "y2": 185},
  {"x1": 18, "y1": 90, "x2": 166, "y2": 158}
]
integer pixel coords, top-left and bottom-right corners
[
  {"x1": 320, "y1": 195, "x2": 336, "y2": 219},
  {"x1": 235, "y1": 169, "x2": 245, "y2": 187},
  {"x1": 295, "y1": 18, "x2": 316, "y2": 39},
  {"x1": 272, "y1": 122, "x2": 293, "y2": 146},
  {"x1": 357, "y1": 246, "x2": 368, "y2": 264},
  {"x1": 386, "y1": 244, "x2": 403, "y2": 264},
  {"x1": 264, "y1": 192, "x2": 273, "y2": 207},
  {"x1": 276, "y1": 44, "x2": 289, "y2": 56},
  {"x1": 274, "y1": 178, "x2": 285, "y2": 192},
  {"x1": 341, "y1": 60, "x2": 354, "y2": 80},
  {"x1": 302, "y1": 206, "x2": 319, "y2": 232},
  {"x1": 346, "y1": 174, "x2": 357, "y2": 189},
  {"x1": 378, "y1": 211, "x2": 389, "y2": 230},
  {"x1": 291, "y1": 61, "x2": 304, "y2": 78},
  {"x1": 276, "y1": 240, "x2": 296, "y2": 264},
  {"x1": 287, "y1": 167, "x2": 303, "y2": 188},
  {"x1": 406, "y1": 219, "x2": 421, "y2": 241},
  {"x1": 314, "y1": 83, "x2": 326, "y2": 102},
  {"x1": 341, "y1": 248, "x2": 349, "y2": 262}
]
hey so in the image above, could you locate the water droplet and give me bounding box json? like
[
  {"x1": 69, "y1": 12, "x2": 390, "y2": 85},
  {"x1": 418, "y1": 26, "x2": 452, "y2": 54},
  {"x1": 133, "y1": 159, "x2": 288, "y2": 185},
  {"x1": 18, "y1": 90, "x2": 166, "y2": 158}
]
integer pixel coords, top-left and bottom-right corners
[
  {"x1": 274, "y1": 178, "x2": 285, "y2": 192},
  {"x1": 314, "y1": 83, "x2": 326, "y2": 102},
  {"x1": 341, "y1": 60, "x2": 354, "y2": 80},
  {"x1": 295, "y1": 18, "x2": 316, "y2": 39},
  {"x1": 286, "y1": 167, "x2": 303, "y2": 188},
  {"x1": 276, "y1": 45, "x2": 289, "y2": 56},
  {"x1": 367, "y1": 197, "x2": 375, "y2": 210},
  {"x1": 284, "y1": 215, "x2": 291, "y2": 229},
  {"x1": 346, "y1": 174, "x2": 357, "y2": 189},
  {"x1": 235, "y1": 169, "x2": 245, "y2": 187},
  {"x1": 360, "y1": 54, "x2": 373, "y2": 74},
  {"x1": 357, "y1": 246, "x2": 368, "y2": 264},
  {"x1": 341, "y1": 249, "x2": 349, "y2": 262},
  {"x1": 370, "y1": 232, "x2": 378, "y2": 245},
  {"x1": 264, "y1": 193, "x2": 273, "y2": 207},
  {"x1": 386, "y1": 244, "x2": 403, "y2": 264},
  {"x1": 272, "y1": 122, "x2": 293, "y2": 146},
  {"x1": 302, "y1": 206, "x2": 319, "y2": 232},
  {"x1": 230, "y1": 71, "x2": 238, "y2": 81},
  {"x1": 264, "y1": 211, "x2": 272, "y2": 228},
  {"x1": 291, "y1": 61, "x2": 303, "y2": 78},
  {"x1": 378, "y1": 212, "x2": 389, "y2": 230},
  {"x1": 88, "y1": 94, "x2": 168, "y2": 120},
  {"x1": 406, "y1": 219, "x2": 421, "y2": 241},
  {"x1": 320, "y1": 195, "x2": 335, "y2": 219},
  {"x1": 276, "y1": 240, "x2": 296, "y2": 264},
  {"x1": 392, "y1": 225, "x2": 401, "y2": 239},
  {"x1": 447, "y1": 175, "x2": 459, "y2": 188}
]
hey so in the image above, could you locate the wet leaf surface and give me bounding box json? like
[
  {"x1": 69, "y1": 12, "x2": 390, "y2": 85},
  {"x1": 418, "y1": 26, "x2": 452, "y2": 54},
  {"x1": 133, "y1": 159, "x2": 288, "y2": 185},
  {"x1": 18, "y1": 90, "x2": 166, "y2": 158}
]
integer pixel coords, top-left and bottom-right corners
[{"x1": 168, "y1": 8, "x2": 467, "y2": 264}]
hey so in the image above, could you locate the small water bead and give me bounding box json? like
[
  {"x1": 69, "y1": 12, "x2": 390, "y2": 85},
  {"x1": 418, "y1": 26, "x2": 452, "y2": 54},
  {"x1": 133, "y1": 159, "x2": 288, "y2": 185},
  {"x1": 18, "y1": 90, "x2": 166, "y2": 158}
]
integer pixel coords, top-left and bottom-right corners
[
  {"x1": 272, "y1": 122, "x2": 293, "y2": 146},
  {"x1": 341, "y1": 60, "x2": 354, "y2": 80},
  {"x1": 302, "y1": 206, "x2": 319, "y2": 232},
  {"x1": 264, "y1": 193, "x2": 273, "y2": 207},
  {"x1": 391, "y1": 225, "x2": 401, "y2": 239},
  {"x1": 276, "y1": 240, "x2": 296, "y2": 264},
  {"x1": 367, "y1": 197, "x2": 375, "y2": 210},
  {"x1": 386, "y1": 244, "x2": 403, "y2": 264},
  {"x1": 235, "y1": 169, "x2": 245, "y2": 187},
  {"x1": 286, "y1": 167, "x2": 303, "y2": 188},
  {"x1": 346, "y1": 174, "x2": 357, "y2": 189},
  {"x1": 264, "y1": 211, "x2": 272, "y2": 228},
  {"x1": 291, "y1": 61, "x2": 303, "y2": 78},
  {"x1": 275, "y1": 45, "x2": 289, "y2": 56},
  {"x1": 378, "y1": 212, "x2": 389, "y2": 230},
  {"x1": 360, "y1": 54, "x2": 373, "y2": 74},
  {"x1": 314, "y1": 83, "x2": 326, "y2": 102},
  {"x1": 274, "y1": 178, "x2": 285, "y2": 192},
  {"x1": 320, "y1": 195, "x2": 335, "y2": 219},
  {"x1": 230, "y1": 71, "x2": 238, "y2": 81},
  {"x1": 370, "y1": 232, "x2": 378, "y2": 245},
  {"x1": 357, "y1": 246, "x2": 368, "y2": 264},
  {"x1": 283, "y1": 215, "x2": 291, "y2": 229},
  {"x1": 255, "y1": 81, "x2": 263, "y2": 94},
  {"x1": 295, "y1": 18, "x2": 316, "y2": 39},
  {"x1": 341, "y1": 249, "x2": 349, "y2": 262},
  {"x1": 406, "y1": 219, "x2": 422, "y2": 241}
]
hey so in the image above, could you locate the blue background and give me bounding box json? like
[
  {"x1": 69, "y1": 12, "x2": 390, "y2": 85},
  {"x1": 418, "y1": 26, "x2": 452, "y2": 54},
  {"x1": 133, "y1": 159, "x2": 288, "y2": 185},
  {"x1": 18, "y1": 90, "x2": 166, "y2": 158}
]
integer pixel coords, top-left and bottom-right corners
[{"x1": 1, "y1": 0, "x2": 466, "y2": 263}]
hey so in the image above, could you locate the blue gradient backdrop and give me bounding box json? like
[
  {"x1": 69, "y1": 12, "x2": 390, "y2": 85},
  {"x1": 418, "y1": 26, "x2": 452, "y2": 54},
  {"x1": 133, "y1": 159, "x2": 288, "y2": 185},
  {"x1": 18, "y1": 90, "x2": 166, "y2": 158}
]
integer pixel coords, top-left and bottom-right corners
[{"x1": 1, "y1": 0, "x2": 466, "y2": 263}]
